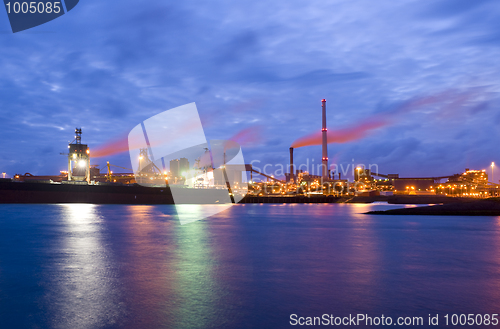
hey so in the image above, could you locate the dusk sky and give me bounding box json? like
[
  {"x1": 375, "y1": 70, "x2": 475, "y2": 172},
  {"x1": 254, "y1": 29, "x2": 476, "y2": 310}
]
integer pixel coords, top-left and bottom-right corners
[{"x1": 1, "y1": 0, "x2": 499, "y2": 180}]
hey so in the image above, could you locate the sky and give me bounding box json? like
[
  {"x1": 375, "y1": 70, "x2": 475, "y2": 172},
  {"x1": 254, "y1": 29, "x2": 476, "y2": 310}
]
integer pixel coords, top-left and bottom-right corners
[{"x1": 0, "y1": 0, "x2": 499, "y2": 181}]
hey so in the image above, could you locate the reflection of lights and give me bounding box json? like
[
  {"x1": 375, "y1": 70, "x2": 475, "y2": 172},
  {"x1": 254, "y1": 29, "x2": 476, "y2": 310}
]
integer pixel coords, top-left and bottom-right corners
[
  {"x1": 57, "y1": 204, "x2": 118, "y2": 326},
  {"x1": 62, "y1": 204, "x2": 96, "y2": 223}
]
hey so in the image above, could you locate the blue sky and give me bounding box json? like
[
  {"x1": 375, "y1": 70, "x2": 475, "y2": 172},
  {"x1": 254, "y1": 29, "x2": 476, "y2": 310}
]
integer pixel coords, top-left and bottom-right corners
[{"x1": 0, "y1": 0, "x2": 499, "y2": 180}]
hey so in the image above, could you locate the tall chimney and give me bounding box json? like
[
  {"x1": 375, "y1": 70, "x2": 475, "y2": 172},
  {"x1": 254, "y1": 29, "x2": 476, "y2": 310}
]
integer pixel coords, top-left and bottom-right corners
[
  {"x1": 289, "y1": 147, "x2": 294, "y2": 182},
  {"x1": 321, "y1": 99, "x2": 328, "y2": 180}
]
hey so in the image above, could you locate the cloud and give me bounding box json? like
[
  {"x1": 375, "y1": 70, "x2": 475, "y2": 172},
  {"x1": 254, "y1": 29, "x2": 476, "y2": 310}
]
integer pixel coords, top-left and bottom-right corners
[
  {"x1": 422, "y1": 0, "x2": 495, "y2": 18},
  {"x1": 0, "y1": 0, "x2": 499, "y2": 178}
]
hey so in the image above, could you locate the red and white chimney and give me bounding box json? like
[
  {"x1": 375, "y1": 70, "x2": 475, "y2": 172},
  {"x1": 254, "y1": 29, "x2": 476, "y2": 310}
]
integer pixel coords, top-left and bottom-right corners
[{"x1": 321, "y1": 99, "x2": 328, "y2": 180}]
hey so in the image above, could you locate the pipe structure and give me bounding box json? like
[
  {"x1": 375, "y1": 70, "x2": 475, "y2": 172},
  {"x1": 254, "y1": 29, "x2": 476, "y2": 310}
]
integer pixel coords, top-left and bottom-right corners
[
  {"x1": 321, "y1": 99, "x2": 328, "y2": 179},
  {"x1": 289, "y1": 147, "x2": 294, "y2": 182}
]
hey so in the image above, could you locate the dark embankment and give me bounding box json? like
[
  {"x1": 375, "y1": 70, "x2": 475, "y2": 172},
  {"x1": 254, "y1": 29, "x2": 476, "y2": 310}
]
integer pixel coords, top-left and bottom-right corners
[
  {"x1": 347, "y1": 195, "x2": 473, "y2": 204},
  {"x1": 367, "y1": 198, "x2": 500, "y2": 216}
]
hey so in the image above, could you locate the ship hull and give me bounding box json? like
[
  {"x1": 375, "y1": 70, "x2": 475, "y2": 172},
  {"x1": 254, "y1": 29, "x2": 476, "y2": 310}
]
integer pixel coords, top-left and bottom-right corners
[
  {"x1": 0, "y1": 180, "x2": 238, "y2": 205},
  {"x1": 0, "y1": 180, "x2": 175, "y2": 204}
]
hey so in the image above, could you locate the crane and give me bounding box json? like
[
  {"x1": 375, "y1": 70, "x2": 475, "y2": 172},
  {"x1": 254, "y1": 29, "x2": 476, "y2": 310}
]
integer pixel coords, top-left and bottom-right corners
[{"x1": 104, "y1": 162, "x2": 133, "y2": 182}]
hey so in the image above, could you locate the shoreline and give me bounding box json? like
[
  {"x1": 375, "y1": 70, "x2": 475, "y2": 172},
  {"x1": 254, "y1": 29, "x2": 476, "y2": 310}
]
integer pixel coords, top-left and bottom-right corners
[
  {"x1": 366, "y1": 198, "x2": 500, "y2": 216},
  {"x1": 241, "y1": 195, "x2": 477, "y2": 204},
  {"x1": 0, "y1": 180, "x2": 490, "y2": 205}
]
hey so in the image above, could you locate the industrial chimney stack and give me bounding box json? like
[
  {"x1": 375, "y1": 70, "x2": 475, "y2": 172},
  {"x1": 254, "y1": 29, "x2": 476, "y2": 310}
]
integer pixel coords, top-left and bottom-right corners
[
  {"x1": 289, "y1": 147, "x2": 294, "y2": 182},
  {"x1": 321, "y1": 99, "x2": 328, "y2": 180}
]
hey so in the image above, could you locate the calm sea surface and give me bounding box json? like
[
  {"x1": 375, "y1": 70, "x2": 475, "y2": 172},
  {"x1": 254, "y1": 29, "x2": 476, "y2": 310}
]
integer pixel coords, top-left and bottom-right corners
[{"x1": 0, "y1": 203, "x2": 499, "y2": 328}]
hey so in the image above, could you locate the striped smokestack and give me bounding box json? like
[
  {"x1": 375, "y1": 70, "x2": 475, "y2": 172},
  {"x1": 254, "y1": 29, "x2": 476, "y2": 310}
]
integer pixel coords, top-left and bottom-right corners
[{"x1": 321, "y1": 99, "x2": 328, "y2": 179}]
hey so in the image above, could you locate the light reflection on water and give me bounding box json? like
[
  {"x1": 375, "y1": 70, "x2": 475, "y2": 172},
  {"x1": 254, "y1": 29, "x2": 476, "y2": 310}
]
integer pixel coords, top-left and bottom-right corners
[
  {"x1": 48, "y1": 204, "x2": 124, "y2": 329},
  {"x1": 172, "y1": 220, "x2": 221, "y2": 328},
  {"x1": 0, "y1": 203, "x2": 500, "y2": 328},
  {"x1": 117, "y1": 205, "x2": 221, "y2": 328}
]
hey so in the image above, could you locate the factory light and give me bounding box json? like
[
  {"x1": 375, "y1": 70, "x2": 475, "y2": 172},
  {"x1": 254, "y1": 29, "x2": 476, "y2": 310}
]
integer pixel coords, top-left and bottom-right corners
[
  {"x1": 78, "y1": 160, "x2": 86, "y2": 168},
  {"x1": 72, "y1": 154, "x2": 77, "y2": 159}
]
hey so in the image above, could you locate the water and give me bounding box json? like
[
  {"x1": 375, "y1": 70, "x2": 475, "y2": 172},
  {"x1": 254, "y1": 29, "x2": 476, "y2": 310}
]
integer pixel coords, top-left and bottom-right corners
[{"x1": 0, "y1": 203, "x2": 499, "y2": 328}]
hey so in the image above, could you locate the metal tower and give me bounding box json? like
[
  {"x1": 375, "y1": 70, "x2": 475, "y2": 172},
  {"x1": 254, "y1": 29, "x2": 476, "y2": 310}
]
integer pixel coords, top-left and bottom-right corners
[
  {"x1": 321, "y1": 99, "x2": 328, "y2": 180},
  {"x1": 67, "y1": 128, "x2": 90, "y2": 183}
]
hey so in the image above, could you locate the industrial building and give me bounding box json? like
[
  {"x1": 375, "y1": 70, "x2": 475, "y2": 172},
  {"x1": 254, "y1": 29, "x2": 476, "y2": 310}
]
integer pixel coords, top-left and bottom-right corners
[
  {"x1": 169, "y1": 158, "x2": 190, "y2": 182},
  {"x1": 8, "y1": 103, "x2": 500, "y2": 200},
  {"x1": 67, "y1": 128, "x2": 90, "y2": 183}
]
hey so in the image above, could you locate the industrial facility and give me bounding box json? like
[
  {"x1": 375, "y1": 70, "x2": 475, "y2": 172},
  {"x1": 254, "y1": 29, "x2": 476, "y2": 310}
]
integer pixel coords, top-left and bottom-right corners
[
  {"x1": 8, "y1": 100, "x2": 500, "y2": 199},
  {"x1": 276, "y1": 99, "x2": 500, "y2": 198}
]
